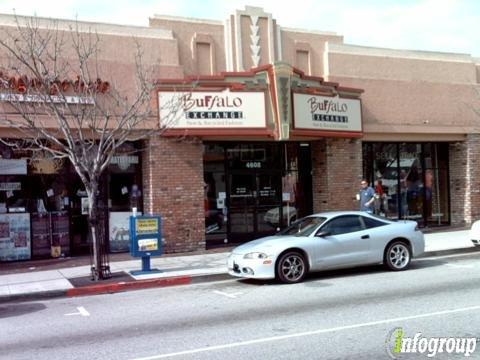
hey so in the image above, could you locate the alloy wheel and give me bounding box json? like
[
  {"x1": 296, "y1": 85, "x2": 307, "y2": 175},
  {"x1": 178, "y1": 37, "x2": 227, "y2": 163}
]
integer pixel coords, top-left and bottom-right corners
[
  {"x1": 278, "y1": 253, "x2": 306, "y2": 283},
  {"x1": 388, "y1": 243, "x2": 410, "y2": 270}
]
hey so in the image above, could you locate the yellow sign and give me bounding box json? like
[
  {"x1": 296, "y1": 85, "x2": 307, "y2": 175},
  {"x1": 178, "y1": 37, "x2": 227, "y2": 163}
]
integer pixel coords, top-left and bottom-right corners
[{"x1": 136, "y1": 218, "x2": 159, "y2": 235}]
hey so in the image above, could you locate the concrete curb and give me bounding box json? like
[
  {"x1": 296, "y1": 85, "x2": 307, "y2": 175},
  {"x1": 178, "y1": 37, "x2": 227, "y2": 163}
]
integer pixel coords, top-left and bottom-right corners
[
  {"x1": 421, "y1": 246, "x2": 479, "y2": 258},
  {"x1": 0, "y1": 273, "x2": 232, "y2": 304},
  {"x1": 65, "y1": 275, "x2": 192, "y2": 297}
]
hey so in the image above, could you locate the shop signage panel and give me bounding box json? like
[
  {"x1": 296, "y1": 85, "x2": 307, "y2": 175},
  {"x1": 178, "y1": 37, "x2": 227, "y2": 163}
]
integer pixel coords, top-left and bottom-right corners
[
  {"x1": 159, "y1": 89, "x2": 266, "y2": 129},
  {"x1": 0, "y1": 93, "x2": 94, "y2": 105},
  {"x1": 129, "y1": 215, "x2": 162, "y2": 257},
  {"x1": 136, "y1": 218, "x2": 159, "y2": 235},
  {"x1": 110, "y1": 155, "x2": 139, "y2": 171},
  {"x1": 0, "y1": 159, "x2": 27, "y2": 175},
  {"x1": 138, "y1": 238, "x2": 158, "y2": 251},
  {"x1": 293, "y1": 93, "x2": 362, "y2": 132},
  {"x1": 0, "y1": 182, "x2": 21, "y2": 191}
]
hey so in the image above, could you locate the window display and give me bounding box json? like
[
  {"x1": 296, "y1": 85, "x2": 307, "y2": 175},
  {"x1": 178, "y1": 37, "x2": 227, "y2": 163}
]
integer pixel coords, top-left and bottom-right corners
[{"x1": 363, "y1": 142, "x2": 449, "y2": 226}]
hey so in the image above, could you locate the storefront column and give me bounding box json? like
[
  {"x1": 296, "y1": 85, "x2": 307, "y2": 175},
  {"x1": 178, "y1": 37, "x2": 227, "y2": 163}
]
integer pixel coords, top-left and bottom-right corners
[
  {"x1": 449, "y1": 134, "x2": 480, "y2": 226},
  {"x1": 311, "y1": 138, "x2": 363, "y2": 213},
  {"x1": 143, "y1": 137, "x2": 205, "y2": 253}
]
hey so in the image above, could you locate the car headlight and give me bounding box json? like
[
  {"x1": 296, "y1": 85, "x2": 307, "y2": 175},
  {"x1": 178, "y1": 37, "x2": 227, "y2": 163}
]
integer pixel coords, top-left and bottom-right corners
[{"x1": 243, "y1": 252, "x2": 268, "y2": 259}]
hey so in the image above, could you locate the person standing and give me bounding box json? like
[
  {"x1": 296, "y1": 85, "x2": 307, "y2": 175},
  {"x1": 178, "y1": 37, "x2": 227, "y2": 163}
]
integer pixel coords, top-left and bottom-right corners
[
  {"x1": 358, "y1": 179, "x2": 375, "y2": 213},
  {"x1": 374, "y1": 179, "x2": 386, "y2": 216}
]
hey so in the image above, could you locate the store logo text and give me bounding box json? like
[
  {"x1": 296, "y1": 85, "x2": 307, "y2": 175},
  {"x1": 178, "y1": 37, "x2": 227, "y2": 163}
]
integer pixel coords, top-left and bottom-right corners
[
  {"x1": 308, "y1": 97, "x2": 348, "y2": 114},
  {"x1": 182, "y1": 93, "x2": 243, "y2": 111}
]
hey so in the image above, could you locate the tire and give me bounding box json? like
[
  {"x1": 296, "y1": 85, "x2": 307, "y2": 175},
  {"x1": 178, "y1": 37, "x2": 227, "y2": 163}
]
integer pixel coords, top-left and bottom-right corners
[
  {"x1": 276, "y1": 251, "x2": 307, "y2": 284},
  {"x1": 385, "y1": 241, "x2": 411, "y2": 271}
]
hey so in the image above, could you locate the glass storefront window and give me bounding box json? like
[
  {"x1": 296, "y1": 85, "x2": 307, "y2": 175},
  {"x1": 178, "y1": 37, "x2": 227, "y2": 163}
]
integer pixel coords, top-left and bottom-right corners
[
  {"x1": 203, "y1": 142, "x2": 313, "y2": 246},
  {"x1": 108, "y1": 143, "x2": 143, "y2": 212},
  {"x1": 284, "y1": 143, "x2": 299, "y2": 171},
  {"x1": 399, "y1": 143, "x2": 423, "y2": 223},
  {"x1": 426, "y1": 168, "x2": 449, "y2": 225},
  {"x1": 256, "y1": 172, "x2": 282, "y2": 233},
  {"x1": 365, "y1": 143, "x2": 399, "y2": 219},
  {"x1": 204, "y1": 145, "x2": 227, "y2": 238},
  {"x1": 424, "y1": 143, "x2": 449, "y2": 225},
  {"x1": 363, "y1": 142, "x2": 450, "y2": 226}
]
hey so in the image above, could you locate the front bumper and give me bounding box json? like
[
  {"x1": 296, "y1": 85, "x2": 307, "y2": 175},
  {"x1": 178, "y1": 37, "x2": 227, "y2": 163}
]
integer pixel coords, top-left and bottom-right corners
[{"x1": 227, "y1": 253, "x2": 276, "y2": 280}]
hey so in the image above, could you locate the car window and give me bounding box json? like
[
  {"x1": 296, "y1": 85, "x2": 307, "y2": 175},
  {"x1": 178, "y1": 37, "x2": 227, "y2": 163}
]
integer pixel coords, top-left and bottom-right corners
[
  {"x1": 279, "y1": 216, "x2": 326, "y2": 237},
  {"x1": 361, "y1": 216, "x2": 388, "y2": 229},
  {"x1": 320, "y1": 215, "x2": 364, "y2": 236},
  {"x1": 369, "y1": 214, "x2": 394, "y2": 223}
]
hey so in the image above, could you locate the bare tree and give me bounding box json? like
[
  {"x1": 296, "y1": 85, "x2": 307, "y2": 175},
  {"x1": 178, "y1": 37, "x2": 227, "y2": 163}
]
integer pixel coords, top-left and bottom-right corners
[{"x1": 0, "y1": 15, "x2": 179, "y2": 280}]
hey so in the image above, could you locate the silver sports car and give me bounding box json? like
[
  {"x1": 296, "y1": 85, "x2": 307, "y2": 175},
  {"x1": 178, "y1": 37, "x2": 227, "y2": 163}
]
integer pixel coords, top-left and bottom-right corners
[{"x1": 227, "y1": 211, "x2": 425, "y2": 284}]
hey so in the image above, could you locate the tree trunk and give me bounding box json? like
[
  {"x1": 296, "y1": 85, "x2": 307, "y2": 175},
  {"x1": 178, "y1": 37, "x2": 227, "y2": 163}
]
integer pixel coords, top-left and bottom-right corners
[{"x1": 87, "y1": 180, "x2": 106, "y2": 281}]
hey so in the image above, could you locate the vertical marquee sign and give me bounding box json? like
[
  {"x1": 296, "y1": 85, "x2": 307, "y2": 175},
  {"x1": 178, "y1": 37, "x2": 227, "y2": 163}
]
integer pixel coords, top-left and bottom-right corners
[
  {"x1": 293, "y1": 93, "x2": 362, "y2": 134},
  {"x1": 158, "y1": 89, "x2": 267, "y2": 133}
]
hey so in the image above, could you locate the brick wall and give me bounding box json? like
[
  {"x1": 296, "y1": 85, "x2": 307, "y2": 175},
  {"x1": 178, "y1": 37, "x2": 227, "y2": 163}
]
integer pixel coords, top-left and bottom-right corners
[
  {"x1": 312, "y1": 138, "x2": 363, "y2": 212},
  {"x1": 143, "y1": 137, "x2": 205, "y2": 253},
  {"x1": 449, "y1": 134, "x2": 480, "y2": 226}
]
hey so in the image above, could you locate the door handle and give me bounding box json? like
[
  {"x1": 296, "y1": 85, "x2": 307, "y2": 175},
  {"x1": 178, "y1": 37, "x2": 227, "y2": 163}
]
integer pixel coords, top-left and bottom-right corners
[{"x1": 361, "y1": 235, "x2": 370, "y2": 239}]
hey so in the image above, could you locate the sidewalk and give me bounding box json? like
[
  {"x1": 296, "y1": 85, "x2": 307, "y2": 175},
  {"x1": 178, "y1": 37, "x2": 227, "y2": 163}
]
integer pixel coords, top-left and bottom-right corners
[{"x1": 0, "y1": 228, "x2": 478, "y2": 303}]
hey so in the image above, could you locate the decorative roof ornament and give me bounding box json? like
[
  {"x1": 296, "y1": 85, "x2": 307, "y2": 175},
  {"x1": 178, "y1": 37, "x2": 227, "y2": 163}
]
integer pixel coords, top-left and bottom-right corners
[{"x1": 250, "y1": 15, "x2": 261, "y2": 67}]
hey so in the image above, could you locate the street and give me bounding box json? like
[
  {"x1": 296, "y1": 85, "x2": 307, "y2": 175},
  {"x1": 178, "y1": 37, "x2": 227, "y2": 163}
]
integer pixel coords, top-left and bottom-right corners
[{"x1": 2, "y1": 251, "x2": 480, "y2": 360}]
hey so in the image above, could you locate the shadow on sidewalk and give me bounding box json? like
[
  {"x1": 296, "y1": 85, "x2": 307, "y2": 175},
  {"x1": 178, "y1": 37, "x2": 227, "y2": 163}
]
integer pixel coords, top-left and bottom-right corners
[{"x1": 68, "y1": 271, "x2": 135, "y2": 287}]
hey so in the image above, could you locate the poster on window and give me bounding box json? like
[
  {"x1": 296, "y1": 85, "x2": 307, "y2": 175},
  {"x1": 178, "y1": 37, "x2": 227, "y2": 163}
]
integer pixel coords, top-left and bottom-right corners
[
  {"x1": 109, "y1": 211, "x2": 141, "y2": 252},
  {"x1": 0, "y1": 159, "x2": 27, "y2": 175},
  {"x1": 0, "y1": 213, "x2": 31, "y2": 261}
]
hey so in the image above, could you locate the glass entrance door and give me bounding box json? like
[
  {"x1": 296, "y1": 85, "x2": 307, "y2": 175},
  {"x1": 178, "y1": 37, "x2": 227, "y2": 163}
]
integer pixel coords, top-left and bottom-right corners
[{"x1": 228, "y1": 171, "x2": 282, "y2": 241}]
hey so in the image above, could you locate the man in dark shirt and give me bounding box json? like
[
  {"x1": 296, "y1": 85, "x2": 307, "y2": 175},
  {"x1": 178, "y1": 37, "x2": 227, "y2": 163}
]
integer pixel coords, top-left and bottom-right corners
[{"x1": 358, "y1": 179, "x2": 375, "y2": 213}]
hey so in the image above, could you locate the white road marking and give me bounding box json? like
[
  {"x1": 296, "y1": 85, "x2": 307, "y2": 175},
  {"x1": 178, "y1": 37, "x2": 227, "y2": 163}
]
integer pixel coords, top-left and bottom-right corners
[
  {"x1": 130, "y1": 304, "x2": 480, "y2": 360},
  {"x1": 64, "y1": 306, "x2": 90, "y2": 317},
  {"x1": 213, "y1": 290, "x2": 243, "y2": 298}
]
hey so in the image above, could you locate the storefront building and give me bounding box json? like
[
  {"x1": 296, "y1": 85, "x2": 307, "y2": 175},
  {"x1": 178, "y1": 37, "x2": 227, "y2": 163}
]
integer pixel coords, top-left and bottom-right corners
[
  {"x1": 0, "y1": 141, "x2": 143, "y2": 261},
  {"x1": 1, "y1": 6, "x2": 480, "y2": 259}
]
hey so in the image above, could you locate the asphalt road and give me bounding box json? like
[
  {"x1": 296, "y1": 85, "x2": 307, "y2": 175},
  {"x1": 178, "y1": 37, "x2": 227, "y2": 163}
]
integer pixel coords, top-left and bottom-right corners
[{"x1": 2, "y1": 252, "x2": 480, "y2": 360}]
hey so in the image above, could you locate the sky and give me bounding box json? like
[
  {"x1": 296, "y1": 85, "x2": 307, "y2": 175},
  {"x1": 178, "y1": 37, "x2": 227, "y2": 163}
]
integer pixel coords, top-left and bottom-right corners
[{"x1": 0, "y1": 0, "x2": 479, "y2": 57}]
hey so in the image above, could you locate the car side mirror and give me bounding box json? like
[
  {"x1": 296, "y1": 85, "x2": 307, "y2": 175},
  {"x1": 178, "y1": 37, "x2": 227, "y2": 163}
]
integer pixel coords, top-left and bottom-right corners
[{"x1": 316, "y1": 231, "x2": 330, "y2": 238}]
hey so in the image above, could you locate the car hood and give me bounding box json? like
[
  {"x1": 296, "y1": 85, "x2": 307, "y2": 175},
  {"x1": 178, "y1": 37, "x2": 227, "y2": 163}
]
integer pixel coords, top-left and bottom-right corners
[{"x1": 231, "y1": 235, "x2": 294, "y2": 255}]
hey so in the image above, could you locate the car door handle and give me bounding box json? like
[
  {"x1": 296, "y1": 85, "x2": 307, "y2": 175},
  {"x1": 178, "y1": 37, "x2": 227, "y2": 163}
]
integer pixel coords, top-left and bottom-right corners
[{"x1": 361, "y1": 235, "x2": 370, "y2": 239}]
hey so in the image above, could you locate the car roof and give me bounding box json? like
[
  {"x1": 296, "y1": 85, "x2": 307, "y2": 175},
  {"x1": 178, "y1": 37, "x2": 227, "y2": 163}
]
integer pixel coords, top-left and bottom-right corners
[{"x1": 309, "y1": 211, "x2": 378, "y2": 219}]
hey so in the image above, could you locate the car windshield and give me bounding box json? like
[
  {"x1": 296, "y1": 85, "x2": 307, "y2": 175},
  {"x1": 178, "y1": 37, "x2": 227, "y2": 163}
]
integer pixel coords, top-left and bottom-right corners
[{"x1": 278, "y1": 216, "x2": 326, "y2": 237}]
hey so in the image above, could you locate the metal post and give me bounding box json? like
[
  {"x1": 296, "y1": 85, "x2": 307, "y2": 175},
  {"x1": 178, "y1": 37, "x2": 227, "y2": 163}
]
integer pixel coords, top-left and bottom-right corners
[{"x1": 141, "y1": 256, "x2": 151, "y2": 272}]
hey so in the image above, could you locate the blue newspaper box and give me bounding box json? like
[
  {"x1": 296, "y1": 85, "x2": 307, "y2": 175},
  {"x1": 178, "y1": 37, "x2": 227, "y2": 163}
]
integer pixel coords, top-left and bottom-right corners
[{"x1": 129, "y1": 215, "x2": 162, "y2": 273}]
